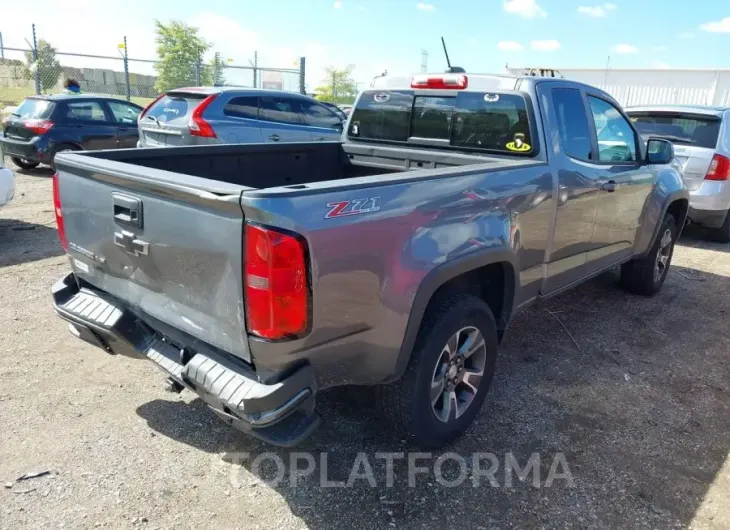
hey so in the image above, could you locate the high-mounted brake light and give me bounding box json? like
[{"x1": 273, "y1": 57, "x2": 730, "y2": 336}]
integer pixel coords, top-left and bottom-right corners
[
  {"x1": 705, "y1": 154, "x2": 730, "y2": 181},
  {"x1": 244, "y1": 224, "x2": 309, "y2": 340},
  {"x1": 411, "y1": 74, "x2": 468, "y2": 90},
  {"x1": 52, "y1": 173, "x2": 68, "y2": 251},
  {"x1": 189, "y1": 94, "x2": 218, "y2": 138},
  {"x1": 139, "y1": 93, "x2": 165, "y2": 120},
  {"x1": 24, "y1": 119, "x2": 54, "y2": 135}
]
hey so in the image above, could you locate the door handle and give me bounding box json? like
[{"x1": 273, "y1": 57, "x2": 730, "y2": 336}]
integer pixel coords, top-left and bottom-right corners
[
  {"x1": 600, "y1": 180, "x2": 616, "y2": 192},
  {"x1": 315, "y1": 137, "x2": 326, "y2": 141},
  {"x1": 269, "y1": 134, "x2": 280, "y2": 142}
]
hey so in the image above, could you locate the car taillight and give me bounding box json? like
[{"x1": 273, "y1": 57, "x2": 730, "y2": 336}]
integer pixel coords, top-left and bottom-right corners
[
  {"x1": 24, "y1": 119, "x2": 54, "y2": 135},
  {"x1": 705, "y1": 154, "x2": 730, "y2": 181},
  {"x1": 139, "y1": 93, "x2": 165, "y2": 120},
  {"x1": 189, "y1": 94, "x2": 217, "y2": 138},
  {"x1": 244, "y1": 223, "x2": 309, "y2": 340},
  {"x1": 411, "y1": 74, "x2": 468, "y2": 89},
  {"x1": 52, "y1": 173, "x2": 68, "y2": 251}
]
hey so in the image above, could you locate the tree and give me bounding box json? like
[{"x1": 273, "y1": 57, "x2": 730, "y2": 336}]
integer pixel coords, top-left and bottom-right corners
[
  {"x1": 24, "y1": 39, "x2": 61, "y2": 92},
  {"x1": 153, "y1": 20, "x2": 211, "y2": 92},
  {"x1": 314, "y1": 66, "x2": 357, "y2": 104}
]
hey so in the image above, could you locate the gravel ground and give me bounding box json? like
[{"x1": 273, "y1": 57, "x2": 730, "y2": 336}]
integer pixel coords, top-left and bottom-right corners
[{"x1": 1, "y1": 163, "x2": 729, "y2": 529}]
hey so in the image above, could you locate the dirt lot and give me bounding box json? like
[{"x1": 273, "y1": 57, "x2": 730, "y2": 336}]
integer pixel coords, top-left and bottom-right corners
[{"x1": 1, "y1": 165, "x2": 729, "y2": 529}]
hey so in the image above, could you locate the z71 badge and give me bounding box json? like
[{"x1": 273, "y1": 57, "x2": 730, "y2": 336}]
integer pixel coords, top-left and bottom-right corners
[{"x1": 325, "y1": 197, "x2": 381, "y2": 219}]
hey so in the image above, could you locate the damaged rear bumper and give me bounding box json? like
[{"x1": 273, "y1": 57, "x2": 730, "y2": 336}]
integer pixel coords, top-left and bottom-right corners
[{"x1": 52, "y1": 273, "x2": 320, "y2": 446}]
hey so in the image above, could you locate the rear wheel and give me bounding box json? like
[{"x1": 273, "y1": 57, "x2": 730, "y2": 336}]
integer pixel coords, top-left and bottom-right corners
[
  {"x1": 50, "y1": 145, "x2": 80, "y2": 172},
  {"x1": 375, "y1": 294, "x2": 498, "y2": 448},
  {"x1": 620, "y1": 213, "x2": 677, "y2": 296},
  {"x1": 11, "y1": 157, "x2": 39, "y2": 170},
  {"x1": 708, "y1": 210, "x2": 730, "y2": 243}
]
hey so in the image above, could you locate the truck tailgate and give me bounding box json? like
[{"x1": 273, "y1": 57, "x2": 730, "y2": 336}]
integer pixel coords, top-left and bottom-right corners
[{"x1": 55, "y1": 153, "x2": 251, "y2": 362}]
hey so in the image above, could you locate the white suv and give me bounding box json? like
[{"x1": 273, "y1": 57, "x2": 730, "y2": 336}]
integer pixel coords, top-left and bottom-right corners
[
  {"x1": 627, "y1": 105, "x2": 730, "y2": 242},
  {"x1": 0, "y1": 146, "x2": 16, "y2": 208}
]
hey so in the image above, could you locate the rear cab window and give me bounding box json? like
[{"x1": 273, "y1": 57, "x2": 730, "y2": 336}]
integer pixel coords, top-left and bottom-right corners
[
  {"x1": 348, "y1": 90, "x2": 536, "y2": 155},
  {"x1": 144, "y1": 92, "x2": 208, "y2": 124},
  {"x1": 628, "y1": 112, "x2": 721, "y2": 149},
  {"x1": 13, "y1": 98, "x2": 56, "y2": 119}
]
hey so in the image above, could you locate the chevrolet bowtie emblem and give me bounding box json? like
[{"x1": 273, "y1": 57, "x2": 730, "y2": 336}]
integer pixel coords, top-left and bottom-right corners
[{"x1": 114, "y1": 230, "x2": 149, "y2": 257}]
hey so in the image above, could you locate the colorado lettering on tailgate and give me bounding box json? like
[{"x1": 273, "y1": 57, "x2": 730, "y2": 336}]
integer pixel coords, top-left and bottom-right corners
[{"x1": 325, "y1": 197, "x2": 381, "y2": 219}]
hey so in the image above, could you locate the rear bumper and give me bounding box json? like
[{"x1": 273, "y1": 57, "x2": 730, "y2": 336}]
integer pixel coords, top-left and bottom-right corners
[
  {"x1": 0, "y1": 135, "x2": 52, "y2": 164},
  {"x1": 52, "y1": 273, "x2": 320, "y2": 446},
  {"x1": 688, "y1": 180, "x2": 730, "y2": 227}
]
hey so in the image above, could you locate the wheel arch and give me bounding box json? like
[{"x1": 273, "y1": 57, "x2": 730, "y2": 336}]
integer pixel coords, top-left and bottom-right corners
[{"x1": 393, "y1": 248, "x2": 518, "y2": 380}]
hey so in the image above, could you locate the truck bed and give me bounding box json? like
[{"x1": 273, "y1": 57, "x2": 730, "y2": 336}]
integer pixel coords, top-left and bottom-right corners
[{"x1": 73, "y1": 142, "x2": 537, "y2": 192}]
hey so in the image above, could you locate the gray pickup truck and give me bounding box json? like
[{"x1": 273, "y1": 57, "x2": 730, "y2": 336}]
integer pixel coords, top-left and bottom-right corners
[{"x1": 51, "y1": 73, "x2": 688, "y2": 448}]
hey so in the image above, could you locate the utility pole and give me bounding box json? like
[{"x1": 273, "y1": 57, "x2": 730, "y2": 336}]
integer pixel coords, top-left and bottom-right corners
[
  {"x1": 0, "y1": 32, "x2": 4, "y2": 59},
  {"x1": 332, "y1": 70, "x2": 337, "y2": 102},
  {"x1": 32, "y1": 24, "x2": 40, "y2": 94},
  {"x1": 123, "y1": 36, "x2": 130, "y2": 101}
]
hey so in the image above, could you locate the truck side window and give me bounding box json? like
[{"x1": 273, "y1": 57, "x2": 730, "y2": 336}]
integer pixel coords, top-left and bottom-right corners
[
  {"x1": 587, "y1": 96, "x2": 638, "y2": 162},
  {"x1": 551, "y1": 88, "x2": 592, "y2": 161}
]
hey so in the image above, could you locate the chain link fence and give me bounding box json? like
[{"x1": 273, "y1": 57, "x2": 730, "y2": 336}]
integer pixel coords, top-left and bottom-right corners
[{"x1": 0, "y1": 28, "x2": 306, "y2": 113}]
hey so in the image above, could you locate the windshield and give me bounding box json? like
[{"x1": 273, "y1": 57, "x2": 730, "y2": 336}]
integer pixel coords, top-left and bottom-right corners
[
  {"x1": 14, "y1": 98, "x2": 55, "y2": 119},
  {"x1": 348, "y1": 90, "x2": 534, "y2": 155},
  {"x1": 629, "y1": 112, "x2": 720, "y2": 149}
]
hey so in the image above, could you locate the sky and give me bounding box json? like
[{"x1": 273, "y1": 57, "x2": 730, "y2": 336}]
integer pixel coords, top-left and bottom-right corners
[{"x1": 1, "y1": 0, "x2": 729, "y2": 90}]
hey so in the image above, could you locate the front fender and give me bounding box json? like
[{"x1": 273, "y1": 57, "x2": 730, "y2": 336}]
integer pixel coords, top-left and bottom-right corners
[{"x1": 633, "y1": 166, "x2": 689, "y2": 257}]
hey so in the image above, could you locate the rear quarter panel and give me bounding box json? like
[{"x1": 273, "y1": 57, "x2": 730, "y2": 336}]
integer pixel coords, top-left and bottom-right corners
[{"x1": 241, "y1": 162, "x2": 554, "y2": 387}]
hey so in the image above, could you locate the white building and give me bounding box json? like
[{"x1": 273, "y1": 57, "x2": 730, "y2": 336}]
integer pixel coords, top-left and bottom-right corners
[{"x1": 508, "y1": 67, "x2": 730, "y2": 107}]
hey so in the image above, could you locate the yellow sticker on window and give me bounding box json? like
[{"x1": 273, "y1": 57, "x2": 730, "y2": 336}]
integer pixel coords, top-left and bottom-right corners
[{"x1": 505, "y1": 141, "x2": 531, "y2": 152}]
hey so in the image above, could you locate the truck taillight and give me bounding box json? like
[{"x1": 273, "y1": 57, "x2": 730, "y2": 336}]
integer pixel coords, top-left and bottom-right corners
[
  {"x1": 24, "y1": 119, "x2": 54, "y2": 135},
  {"x1": 244, "y1": 223, "x2": 309, "y2": 340},
  {"x1": 411, "y1": 74, "x2": 468, "y2": 90},
  {"x1": 189, "y1": 94, "x2": 218, "y2": 138},
  {"x1": 52, "y1": 173, "x2": 68, "y2": 251},
  {"x1": 705, "y1": 154, "x2": 730, "y2": 181}
]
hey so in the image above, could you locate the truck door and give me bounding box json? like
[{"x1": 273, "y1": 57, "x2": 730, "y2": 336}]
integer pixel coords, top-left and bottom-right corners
[
  {"x1": 536, "y1": 84, "x2": 601, "y2": 294},
  {"x1": 585, "y1": 93, "x2": 654, "y2": 267}
]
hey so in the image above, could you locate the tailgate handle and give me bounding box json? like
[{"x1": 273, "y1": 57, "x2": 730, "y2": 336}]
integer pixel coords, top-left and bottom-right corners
[{"x1": 112, "y1": 193, "x2": 143, "y2": 228}]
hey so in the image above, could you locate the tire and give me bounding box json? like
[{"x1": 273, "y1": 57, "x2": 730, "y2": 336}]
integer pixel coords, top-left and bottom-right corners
[
  {"x1": 708, "y1": 210, "x2": 730, "y2": 244},
  {"x1": 375, "y1": 294, "x2": 498, "y2": 448},
  {"x1": 11, "y1": 156, "x2": 39, "y2": 170},
  {"x1": 620, "y1": 213, "x2": 677, "y2": 296},
  {"x1": 50, "y1": 145, "x2": 80, "y2": 172}
]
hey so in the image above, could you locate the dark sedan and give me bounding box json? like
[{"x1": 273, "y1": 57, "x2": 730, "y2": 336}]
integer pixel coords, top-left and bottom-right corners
[{"x1": 0, "y1": 94, "x2": 142, "y2": 171}]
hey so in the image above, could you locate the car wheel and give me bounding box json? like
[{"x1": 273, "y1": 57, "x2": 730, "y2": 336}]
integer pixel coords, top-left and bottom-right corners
[
  {"x1": 11, "y1": 157, "x2": 40, "y2": 170},
  {"x1": 375, "y1": 294, "x2": 498, "y2": 448},
  {"x1": 620, "y1": 213, "x2": 677, "y2": 296},
  {"x1": 708, "y1": 210, "x2": 730, "y2": 244}
]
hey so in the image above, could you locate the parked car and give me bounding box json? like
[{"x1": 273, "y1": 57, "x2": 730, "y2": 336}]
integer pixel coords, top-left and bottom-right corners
[
  {"x1": 137, "y1": 88, "x2": 344, "y2": 148},
  {"x1": 51, "y1": 73, "x2": 687, "y2": 449},
  {"x1": 317, "y1": 101, "x2": 348, "y2": 123},
  {"x1": 0, "y1": 95, "x2": 142, "y2": 171},
  {"x1": 0, "y1": 146, "x2": 15, "y2": 208},
  {"x1": 626, "y1": 105, "x2": 730, "y2": 242}
]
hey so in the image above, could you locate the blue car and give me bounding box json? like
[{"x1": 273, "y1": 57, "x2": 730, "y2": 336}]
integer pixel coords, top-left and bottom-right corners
[
  {"x1": 137, "y1": 87, "x2": 345, "y2": 148},
  {"x1": 0, "y1": 94, "x2": 142, "y2": 171}
]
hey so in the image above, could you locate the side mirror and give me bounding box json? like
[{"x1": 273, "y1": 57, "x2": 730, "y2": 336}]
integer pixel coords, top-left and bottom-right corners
[{"x1": 646, "y1": 138, "x2": 674, "y2": 165}]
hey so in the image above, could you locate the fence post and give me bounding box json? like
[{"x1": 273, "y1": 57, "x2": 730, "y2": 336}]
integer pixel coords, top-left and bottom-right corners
[
  {"x1": 123, "y1": 36, "x2": 130, "y2": 101},
  {"x1": 0, "y1": 32, "x2": 4, "y2": 59},
  {"x1": 299, "y1": 57, "x2": 306, "y2": 95},
  {"x1": 213, "y1": 52, "x2": 220, "y2": 86},
  {"x1": 253, "y1": 51, "x2": 258, "y2": 88},
  {"x1": 32, "y1": 24, "x2": 41, "y2": 95},
  {"x1": 195, "y1": 59, "x2": 201, "y2": 86}
]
